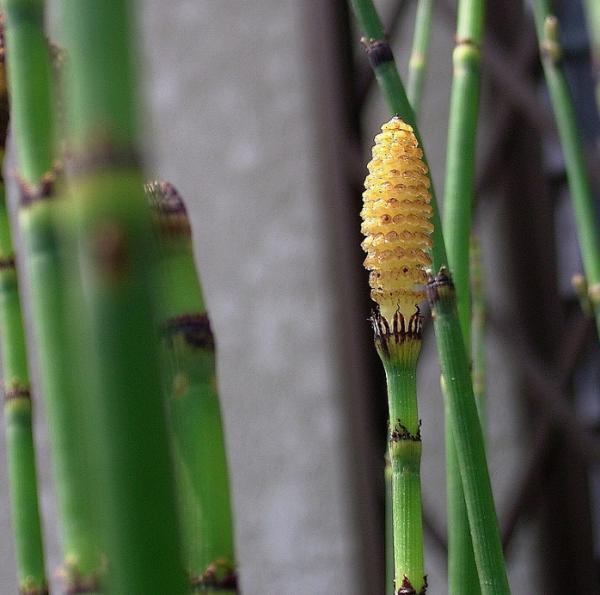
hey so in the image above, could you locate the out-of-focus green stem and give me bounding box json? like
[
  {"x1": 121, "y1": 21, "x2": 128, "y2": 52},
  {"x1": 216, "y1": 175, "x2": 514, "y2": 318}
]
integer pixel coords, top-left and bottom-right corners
[
  {"x1": 533, "y1": 1, "x2": 600, "y2": 338},
  {"x1": 442, "y1": 1, "x2": 485, "y2": 591},
  {"x1": 407, "y1": 0, "x2": 435, "y2": 117},
  {"x1": 0, "y1": 17, "x2": 47, "y2": 593},
  {"x1": 148, "y1": 181, "x2": 237, "y2": 594},
  {"x1": 56, "y1": 1, "x2": 186, "y2": 593},
  {"x1": 3, "y1": 1, "x2": 102, "y2": 590}
]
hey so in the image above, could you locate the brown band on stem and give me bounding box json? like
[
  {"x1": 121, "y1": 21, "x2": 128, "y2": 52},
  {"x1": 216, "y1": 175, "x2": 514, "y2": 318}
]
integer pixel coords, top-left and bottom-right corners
[
  {"x1": 17, "y1": 164, "x2": 62, "y2": 207},
  {"x1": 361, "y1": 37, "x2": 394, "y2": 69},
  {"x1": 66, "y1": 142, "x2": 141, "y2": 177},
  {"x1": 455, "y1": 36, "x2": 480, "y2": 50},
  {"x1": 4, "y1": 385, "x2": 31, "y2": 402},
  {"x1": 371, "y1": 307, "x2": 423, "y2": 357},
  {"x1": 191, "y1": 558, "x2": 238, "y2": 592},
  {"x1": 163, "y1": 313, "x2": 215, "y2": 350},
  {"x1": 0, "y1": 254, "x2": 15, "y2": 270},
  {"x1": 425, "y1": 267, "x2": 454, "y2": 305},
  {"x1": 390, "y1": 419, "x2": 422, "y2": 443}
]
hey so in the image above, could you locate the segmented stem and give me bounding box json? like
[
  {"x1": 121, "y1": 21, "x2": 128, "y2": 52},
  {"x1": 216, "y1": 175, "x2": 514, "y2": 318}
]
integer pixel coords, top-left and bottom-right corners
[
  {"x1": 442, "y1": 1, "x2": 485, "y2": 591},
  {"x1": 148, "y1": 181, "x2": 237, "y2": 594}
]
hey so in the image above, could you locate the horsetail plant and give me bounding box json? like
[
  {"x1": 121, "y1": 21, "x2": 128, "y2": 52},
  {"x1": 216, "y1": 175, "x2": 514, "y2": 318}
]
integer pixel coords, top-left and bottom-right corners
[
  {"x1": 55, "y1": 0, "x2": 186, "y2": 592},
  {"x1": 349, "y1": 1, "x2": 510, "y2": 592},
  {"x1": 0, "y1": 19, "x2": 47, "y2": 592},
  {"x1": 3, "y1": 0, "x2": 103, "y2": 589},
  {"x1": 407, "y1": 0, "x2": 435, "y2": 118},
  {"x1": 361, "y1": 116, "x2": 433, "y2": 594},
  {"x1": 533, "y1": 1, "x2": 600, "y2": 339},
  {"x1": 442, "y1": 1, "x2": 485, "y2": 591},
  {"x1": 147, "y1": 181, "x2": 237, "y2": 594}
]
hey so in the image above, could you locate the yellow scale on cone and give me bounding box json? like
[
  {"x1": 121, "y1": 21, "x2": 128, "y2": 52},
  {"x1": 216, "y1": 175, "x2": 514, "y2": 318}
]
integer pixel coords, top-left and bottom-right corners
[{"x1": 361, "y1": 117, "x2": 433, "y2": 323}]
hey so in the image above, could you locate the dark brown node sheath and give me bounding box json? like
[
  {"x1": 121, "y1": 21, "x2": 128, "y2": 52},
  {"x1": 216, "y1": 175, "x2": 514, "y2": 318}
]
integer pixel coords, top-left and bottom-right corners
[
  {"x1": 17, "y1": 165, "x2": 61, "y2": 207},
  {"x1": 396, "y1": 573, "x2": 428, "y2": 595},
  {"x1": 361, "y1": 37, "x2": 394, "y2": 69},
  {"x1": 371, "y1": 307, "x2": 423, "y2": 358},
  {"x1": 425, "y1": 267, "x2": 454, "y2": 306},
  {"x1": 163, "y1": 312, "x2": 215, "y2": 350},
  {"x1": 191, "y1": 559, "x2": 238, "y2": 592},
  {"x1": 4, "y1": 384, "x2": 31, "y2": 402}
]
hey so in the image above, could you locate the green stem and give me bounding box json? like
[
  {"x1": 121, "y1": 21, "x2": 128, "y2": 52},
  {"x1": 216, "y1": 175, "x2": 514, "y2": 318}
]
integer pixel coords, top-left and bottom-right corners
[
  {"x1": 148, "y1": 182, "x2": 237, "y2": 594},
  {"x1": 56, "y1": 1, "x2": 186, "y2": 592},
  {"x1": 533, "y1": 2, "x2": 600, "y2": 338},
  {"x1": 348, "y1": 0, "x2": 447, "y2": 273},
  {"x1": 374, "y1": 327, "x2": 425, "y2": 594},
  {"x1": 583, "y1": 0, "x2": 600, "y2": 113},
  {"x1": 3, "y1": 1, "x2": 103, "y2": 590},
  {"x1": 442, "y1": 2, "x2": 484, "y2": 592},
  {"x1": 0, "y1": 195, "x2": 48, "y2": 593},
  {"x1": 407, "y1": 0, "x2": 435, "y2": 117},
  {"x1": 0, "y1": 20, "x2": 47, "y2": 592},
  {"x1": 427, "y1": 271, "x2": 510, "y2": 595}
]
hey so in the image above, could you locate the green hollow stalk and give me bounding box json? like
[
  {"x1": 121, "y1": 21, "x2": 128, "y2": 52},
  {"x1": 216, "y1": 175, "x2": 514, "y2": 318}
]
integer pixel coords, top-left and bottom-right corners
[
  {"x1": 407, "y1": 0, "x2": 435, "y2": 118},
  {"x1": 533, "y1": 1, "x2": 600, "y2": 339},
  {"x1": 348, "y1": 1, "x2": 510, "y2": 592},
  {"x1": 373, "y1": 323, "x2": 425, "y2": 594},
  {"x1": 583, "y1": 0, "x2": 600, "y2": 112},
  {"x1": 56, "y1": 1, "x2": 186, "y2": 592},
  {"x1": 147, "y1": 181, "x2": 237, "y2": 594},
  {"x1": 442, "y1": 1, "x2": 484, "y2": 592},
  {"x1": 427, "y1": 271, "x2": 509, "y2": 595},
  {"x1": 3, "y1": 0, "x2": 103, "y2": 590},
  {"x1": 0, "y1": 40, "x2": 47, "y2": 591}
]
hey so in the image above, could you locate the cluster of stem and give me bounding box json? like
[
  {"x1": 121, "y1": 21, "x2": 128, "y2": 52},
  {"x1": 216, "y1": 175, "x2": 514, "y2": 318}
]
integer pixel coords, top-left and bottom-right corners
[{"x1": 148, "y1": 181, "x2": 237, "y2": 594}]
